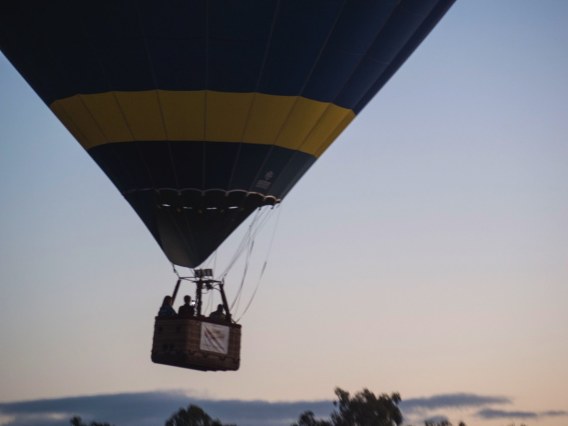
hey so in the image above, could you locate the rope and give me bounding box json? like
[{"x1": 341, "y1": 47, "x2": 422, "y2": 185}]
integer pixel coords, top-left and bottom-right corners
[
  {"x1": 229, "y1": 237, "x2": 255, "y2": 313},
  {"x1": 235, "y1": 204, "x2": 281, "y2": 321},
  {"x1": 219, "y1": 206, "x2": 268, "y2": 279},
  {"x1": 223, "y1": 205, "x2": 275, "y2": 316}
]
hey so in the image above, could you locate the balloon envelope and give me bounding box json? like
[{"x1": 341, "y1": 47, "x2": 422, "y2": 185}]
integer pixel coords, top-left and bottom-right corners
[{"x1": 0, "y1": 0, "x2": 454, "y2": 267}]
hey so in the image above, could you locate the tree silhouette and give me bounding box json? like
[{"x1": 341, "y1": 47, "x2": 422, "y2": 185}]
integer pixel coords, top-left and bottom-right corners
[
  {"x1": 69, "y1": 416, "x2": 113, "y2": 426},
  {"x1": 164, "y1": 404, "x2": 232, "y2": 426},
  {"x1": 293, "y1": 388, "x2": 403, "y2": 426},
  {"x1": 292, "y1": 410, "x2": 332, "y2": 426},
  {"x1": 425, "y1": 421, "x2": 452, "y2": 426},
  {"x1": 420, "y1": 420, "x2": 467, "y2": 426},
  {"x1": 331, "y1": 388, "x2": 402, "y2": 426}
]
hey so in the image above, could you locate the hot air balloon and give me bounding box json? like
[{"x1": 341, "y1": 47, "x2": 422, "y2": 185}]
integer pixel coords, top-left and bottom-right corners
[{"x1": 0, "y1": 0, "x2": 455, "y2": 371}]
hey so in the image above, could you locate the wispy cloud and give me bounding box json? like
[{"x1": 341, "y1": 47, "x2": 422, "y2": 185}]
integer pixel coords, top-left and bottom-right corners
[
  {"x1": 399, "y1": 393, "x2": 511, "y2": 426},
  {"x1": 400, "y1": 393, "x2": 568, "y2": 425},
  {"x1": 476, "y1": 408, "x2": 568, "y2": 420},
  {"x1": 401, "y1": 393, "x2": 511, "y2": 412},
  {"x1": 543, "y1": 410, "x2": 568, "y2": 416},
  {"x1": 0, "y1": 391, "x2": 185, "y2": 426}
]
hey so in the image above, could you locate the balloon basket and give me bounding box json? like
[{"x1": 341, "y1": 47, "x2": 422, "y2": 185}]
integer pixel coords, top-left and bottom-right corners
[{"x1": 151, "y1": 317, "x2": 241, "y2": 371}]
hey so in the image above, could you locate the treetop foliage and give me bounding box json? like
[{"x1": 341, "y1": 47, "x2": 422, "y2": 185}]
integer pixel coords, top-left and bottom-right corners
[
  {"x1": 69, "y1": 416, "x2": 113, "y2": 426},
  {"x1": 293, "y1": 387, "x2": 403, "y2": 426},
  {"x1": 164, "y1": 404, "x2": 233, "y2": 426}
]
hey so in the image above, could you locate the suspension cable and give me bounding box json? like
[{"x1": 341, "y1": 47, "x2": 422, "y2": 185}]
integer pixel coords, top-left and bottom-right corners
[
  {"x1": 235, "y1": 204, "x2": 281, "y2": 321},
  {"x1": 220, "y1": 206, "x2": 269, "y2": 279},
  {"x1": 230, "y1": 237, "x2": 255, "y2": 313},
  {"x1": 223, "y1": 205, "x2": 275, "y2": 316}
]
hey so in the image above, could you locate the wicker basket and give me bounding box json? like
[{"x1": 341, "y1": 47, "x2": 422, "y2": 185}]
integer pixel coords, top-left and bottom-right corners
[{"x1": 151, "y1": 317, "x2": 241, "y2": 371}]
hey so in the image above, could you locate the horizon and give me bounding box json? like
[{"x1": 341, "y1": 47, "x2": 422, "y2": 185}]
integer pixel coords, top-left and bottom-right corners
[{"x1": 3, "y1": 389, "x2": 564, "y2": 426}]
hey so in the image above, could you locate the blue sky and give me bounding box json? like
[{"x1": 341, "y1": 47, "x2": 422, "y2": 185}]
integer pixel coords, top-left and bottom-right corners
[{"x1": 1, "y1": 1, "x2": 567, "y2": 426}]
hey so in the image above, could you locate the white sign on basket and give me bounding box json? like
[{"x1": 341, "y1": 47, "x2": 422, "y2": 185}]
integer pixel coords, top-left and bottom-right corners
[{"x1": 200, "y1": 322, "x2": 230, "y2": 354}]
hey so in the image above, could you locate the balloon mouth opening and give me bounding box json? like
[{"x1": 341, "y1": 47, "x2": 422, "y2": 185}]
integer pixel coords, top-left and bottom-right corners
[
  {"x1": 129, "y1": 189, "x2": 279, "y2": 268},
  {"x1": 125, "y1": 188, "x2": 280, "y2": 210}
]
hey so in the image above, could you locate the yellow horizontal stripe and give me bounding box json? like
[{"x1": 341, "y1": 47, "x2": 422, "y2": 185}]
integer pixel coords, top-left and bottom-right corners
[{"x1": 50, "y1": 90, "x2": 355, "y2": 158}]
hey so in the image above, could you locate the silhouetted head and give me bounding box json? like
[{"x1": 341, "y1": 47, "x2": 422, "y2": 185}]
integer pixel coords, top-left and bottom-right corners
[
  {"x1": 184, "y1": 295, "x2": 191, "y2": 304},
  {"x1": 162, "y1": 295, "x2": 173, "y2": 307},
  {"x1": 216, "y1": 304, "x2": 223, "y2": 312}
]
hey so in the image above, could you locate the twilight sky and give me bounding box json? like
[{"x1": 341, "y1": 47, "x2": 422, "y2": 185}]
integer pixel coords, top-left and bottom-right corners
[{"x1": 1, "y1": 1, "x2": 567, "y2": 426}]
